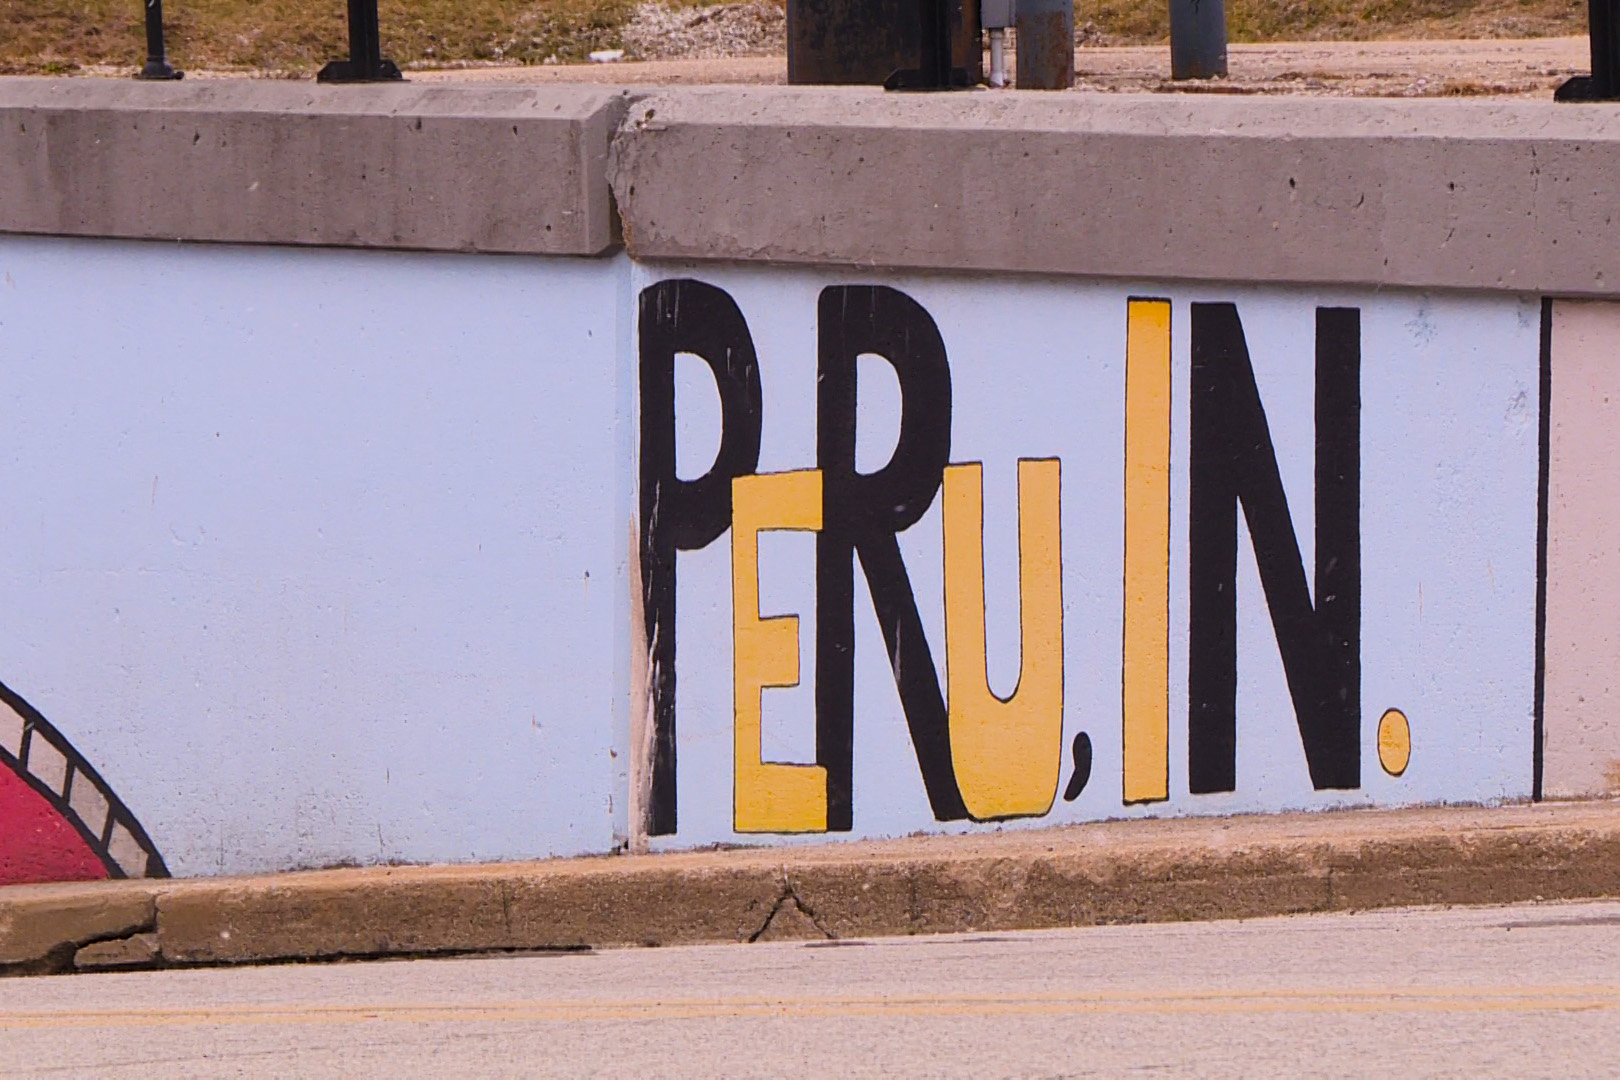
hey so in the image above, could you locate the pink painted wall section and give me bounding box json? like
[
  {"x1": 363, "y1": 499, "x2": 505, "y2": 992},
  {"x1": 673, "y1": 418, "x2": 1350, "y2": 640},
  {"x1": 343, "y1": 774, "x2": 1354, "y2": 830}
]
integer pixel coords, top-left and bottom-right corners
[
  {"x1": 0, "y1": 766, "x2": 108, "y2": 886},
  {"x1": 1545, "y1": 299, "x2": 1620, "y2": 799}
]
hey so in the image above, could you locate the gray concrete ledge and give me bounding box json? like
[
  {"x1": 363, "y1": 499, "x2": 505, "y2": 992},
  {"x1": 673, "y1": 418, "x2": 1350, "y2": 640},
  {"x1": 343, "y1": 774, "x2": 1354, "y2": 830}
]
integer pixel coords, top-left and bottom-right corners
[
  {"x1": 8, "y1": 80, "x2": 1620, "y2": 294},
  {"x1": 3, "y1": 801, "x2": 1619, "y2": 975},
  {"x1": 0, "y1": 79, "x2": 626, "y2": 255},
  {"x1": 609, "y1": 89, "x2": 1620, "y2": 296}
]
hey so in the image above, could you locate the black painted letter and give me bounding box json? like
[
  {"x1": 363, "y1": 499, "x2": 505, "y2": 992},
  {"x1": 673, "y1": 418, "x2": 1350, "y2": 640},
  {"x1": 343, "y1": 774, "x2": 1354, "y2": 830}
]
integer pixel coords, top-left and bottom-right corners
[
  {"x1": 639, "y1": 280, "x2": 763, "y2": 836},
  {"x1": 817, "y1": 285, "x2": 968, "y2": 829},
  {"x1": 1188, "y1": 304, "x2": 1361, "y2": 794}
]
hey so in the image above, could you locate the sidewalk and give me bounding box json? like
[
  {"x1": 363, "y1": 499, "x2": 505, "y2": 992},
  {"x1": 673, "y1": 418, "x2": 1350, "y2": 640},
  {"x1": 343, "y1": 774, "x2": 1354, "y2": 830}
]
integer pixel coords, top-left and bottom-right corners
[{"x1": 4, "y1": 800, "x2": 1618, "y2": 976}]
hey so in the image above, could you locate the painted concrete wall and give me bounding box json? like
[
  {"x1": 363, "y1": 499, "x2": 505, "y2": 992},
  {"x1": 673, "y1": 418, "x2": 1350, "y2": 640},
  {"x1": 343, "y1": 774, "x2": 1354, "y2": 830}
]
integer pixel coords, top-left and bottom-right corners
[
  {"x1": 0, "y1": 236, "x2": 631, "y2": 880},
  {"x1": 1544, "y1": 300, "x2": 1620, "y2": 799},
  {"x1": 634, "y1": 265, "x2": 1541, "y2": 848},
  {"x1": 0, "y1": 236, "x2": 1553, "y2": 880},
  {"x1": 1, "y1": 82, "x2": 1618, "y2": 885}
]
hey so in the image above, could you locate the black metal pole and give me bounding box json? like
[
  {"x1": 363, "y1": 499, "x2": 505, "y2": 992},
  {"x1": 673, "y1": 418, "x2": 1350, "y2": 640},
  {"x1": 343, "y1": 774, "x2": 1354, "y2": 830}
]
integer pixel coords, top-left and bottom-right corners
[
  {"x1": 318, "y1": 0, "x2": 402, "y2": 82},
  {"x1": 1169, "y1": 0, "x2": 1227, "y2": 79},
  {"x1": 883, "y1": 0, "x2": 967, "y2": 88},
  {"x1": 929, "y1": 0, "x2": 953, "y2": 84},
  {"x1": 137, "y1": 0, "x2": 183, "y2": 80},
  {"x1": 1599, "y1": 0, "x2": 1620, "y2": 94},
  {"x1": 1557, "y1": 0, "x2": 1620, "y2": 100}
]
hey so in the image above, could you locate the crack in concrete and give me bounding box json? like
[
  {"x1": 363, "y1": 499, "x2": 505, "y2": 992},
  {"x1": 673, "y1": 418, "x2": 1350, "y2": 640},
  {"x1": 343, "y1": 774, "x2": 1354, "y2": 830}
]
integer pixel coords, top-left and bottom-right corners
[
  {"x1": 0, "y1": 915, "x2": 159, "y2": 978},
  {"x1": 498, "y1": 880, "x2": 515, "y2": 942},
  {"x1": 747, "y1": 871, "x2": 834, "y2": 942}
]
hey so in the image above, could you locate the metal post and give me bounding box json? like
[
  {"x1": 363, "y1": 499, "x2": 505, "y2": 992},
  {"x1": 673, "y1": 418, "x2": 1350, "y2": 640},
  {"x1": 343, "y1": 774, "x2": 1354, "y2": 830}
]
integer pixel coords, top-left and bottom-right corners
[
  {"x1": 1169, "y1": 0, "x2": 1226, "y2": 80},
  {"x1": 981, "y1": 0, "x2": 1012, "y2": 85},
  {"x1": 988, "y1": 28, "x2": 1007, "y2": 86},
  {"x1": 787, "y1": 0, "x2": 979, "y2": 85},
  {"x1": 1015, "y1": 0, "x2": 1073, "y2": 89},
  {"x1": 1557, "y1": 0, "x2": 1620, "y2": 100},
  {"x1": 137, "y1": 0, "x2": 183, "y2": 80},
  {"x1": 318, "y1": 0, "x2": 402, "y2": 82},
  {"x1": 884, "y1": 0, "x2": 970, "y2": 88}
]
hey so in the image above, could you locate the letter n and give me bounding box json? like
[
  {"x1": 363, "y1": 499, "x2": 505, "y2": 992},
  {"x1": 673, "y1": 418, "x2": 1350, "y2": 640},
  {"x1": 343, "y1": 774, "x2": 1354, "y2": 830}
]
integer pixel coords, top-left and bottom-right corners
[{"x1": 1187, "y1": 304, "x2": 1360, "y2": 793}]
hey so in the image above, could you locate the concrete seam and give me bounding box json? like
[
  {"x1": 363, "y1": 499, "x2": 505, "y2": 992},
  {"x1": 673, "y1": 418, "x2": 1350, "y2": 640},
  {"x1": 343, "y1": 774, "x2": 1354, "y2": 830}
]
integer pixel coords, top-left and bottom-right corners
[{"x1": 601, "y1": 89, "x2": 648, "y2": 249}]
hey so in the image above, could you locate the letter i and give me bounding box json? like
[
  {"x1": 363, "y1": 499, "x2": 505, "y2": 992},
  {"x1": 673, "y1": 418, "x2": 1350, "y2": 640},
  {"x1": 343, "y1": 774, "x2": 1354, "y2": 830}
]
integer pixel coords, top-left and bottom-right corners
[{"x1": 1123, "y1": 298, "x2": 1171, "y2": 804}]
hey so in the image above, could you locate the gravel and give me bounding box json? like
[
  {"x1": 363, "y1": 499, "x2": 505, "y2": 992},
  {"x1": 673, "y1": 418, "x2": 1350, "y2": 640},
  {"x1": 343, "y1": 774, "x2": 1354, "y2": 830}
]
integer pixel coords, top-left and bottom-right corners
[{"x1": 623, "y1": 0, "x2": 788, "y2": 59}]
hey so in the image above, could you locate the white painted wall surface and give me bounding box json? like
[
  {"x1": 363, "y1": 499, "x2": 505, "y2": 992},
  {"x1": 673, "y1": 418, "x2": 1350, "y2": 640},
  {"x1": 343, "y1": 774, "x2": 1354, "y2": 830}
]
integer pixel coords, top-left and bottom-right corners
[
  {"x1": 637, "y1": 264, "x2": 1541, "y2": 850},
  {"x1": 0, "y1": 237, "x2": 1546, "y2": 876},
  {"x1": 0, "y1": 237, "x2": 631, "y2": 875}
]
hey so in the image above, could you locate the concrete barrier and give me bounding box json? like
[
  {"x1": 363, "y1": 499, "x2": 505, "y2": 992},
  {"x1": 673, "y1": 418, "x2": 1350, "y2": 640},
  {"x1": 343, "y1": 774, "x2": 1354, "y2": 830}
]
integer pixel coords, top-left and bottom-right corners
[
  {"x1": 0, "y1": 77, "x2": 1615, "y2": 891},
  {"x1": 608, "y1": 89, "x2": 1620, "y2": 294},
  {"x1": 0, "y1": 80, "x2": 624, "y2": 254}
]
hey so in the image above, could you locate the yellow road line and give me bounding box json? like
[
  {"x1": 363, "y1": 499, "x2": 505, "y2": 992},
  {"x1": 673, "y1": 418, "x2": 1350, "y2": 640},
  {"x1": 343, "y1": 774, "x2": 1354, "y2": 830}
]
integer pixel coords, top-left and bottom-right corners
[{"x1": 3, "y1": 986, "x2": 1618, "y2": 1029}]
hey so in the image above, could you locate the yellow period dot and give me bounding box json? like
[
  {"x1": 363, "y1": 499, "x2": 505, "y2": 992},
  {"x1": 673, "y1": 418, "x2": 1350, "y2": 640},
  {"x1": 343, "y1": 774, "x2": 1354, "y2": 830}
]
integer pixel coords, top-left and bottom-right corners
[{"x1": 1378, "y1": 709, "x2": 1411, "y2": 777}]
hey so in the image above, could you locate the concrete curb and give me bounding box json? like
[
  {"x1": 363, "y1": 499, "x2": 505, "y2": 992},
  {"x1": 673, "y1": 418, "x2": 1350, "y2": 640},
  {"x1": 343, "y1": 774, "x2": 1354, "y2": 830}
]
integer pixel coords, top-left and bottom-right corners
[{"x1": 4, "y1": 801, "x2": 1619, "y2": 976}]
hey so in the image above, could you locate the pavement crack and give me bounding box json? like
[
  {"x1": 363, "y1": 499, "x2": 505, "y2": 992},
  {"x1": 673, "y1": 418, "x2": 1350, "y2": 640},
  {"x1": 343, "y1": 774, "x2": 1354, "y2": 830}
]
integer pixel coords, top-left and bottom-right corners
[{"x1": 746, "y1": 871, "x2": 834, "y2": 942}]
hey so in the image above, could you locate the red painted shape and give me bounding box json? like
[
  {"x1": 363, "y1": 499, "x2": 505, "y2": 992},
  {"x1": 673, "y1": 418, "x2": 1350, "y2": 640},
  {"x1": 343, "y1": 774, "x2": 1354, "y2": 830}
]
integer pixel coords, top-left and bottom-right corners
[{"x1": 0, "y1": 765, "x2": 108, "y2": 885}]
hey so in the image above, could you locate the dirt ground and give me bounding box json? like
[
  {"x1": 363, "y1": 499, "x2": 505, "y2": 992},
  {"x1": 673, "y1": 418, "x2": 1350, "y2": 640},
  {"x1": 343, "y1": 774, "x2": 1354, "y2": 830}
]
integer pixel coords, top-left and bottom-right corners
[{"x1": 403, "y1": 36, "x2": 1588, "y2": 96}]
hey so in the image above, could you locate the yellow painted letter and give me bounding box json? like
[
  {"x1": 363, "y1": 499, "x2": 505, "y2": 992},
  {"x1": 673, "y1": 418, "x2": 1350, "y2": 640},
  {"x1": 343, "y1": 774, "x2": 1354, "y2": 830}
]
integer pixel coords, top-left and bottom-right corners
[
  {"x1": 1123, "y1": 298, "x2": 1172, "y2": 804},
  {"x1": 732, "y1": 469, "x2": 828, "y2": 833},
  {"x1": 943, "y1": 459, "x2": 1064, "y2": 820}
]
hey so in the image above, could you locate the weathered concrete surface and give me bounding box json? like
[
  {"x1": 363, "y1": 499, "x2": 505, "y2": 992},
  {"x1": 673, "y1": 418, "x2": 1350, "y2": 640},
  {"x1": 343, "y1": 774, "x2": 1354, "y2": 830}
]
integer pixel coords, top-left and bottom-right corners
[
  {"x1": 610, "y1": 89, "x2": 1620, "y2": 295},
  {"x1": 0, "y1": 881, "x2": 155, "y2": 972},
  {"x1": 0, "y1": 79, "x2": 626, "y2": 255},
  {"x1": 2, "y1": 801, "x2": 1618, "y2": 975},
  {"x1": 6, "y1": 80, "x2": 1620, "y2": 296},
  {"x1": 1544, "y1": 299, "x2": 1620, "y2": 800},
  {"x1": 73, "y1": 932, "x2": 159, "y2": 972},
  {"x1": 155, "y1": 861, "x2": 790, "y2": 964}
]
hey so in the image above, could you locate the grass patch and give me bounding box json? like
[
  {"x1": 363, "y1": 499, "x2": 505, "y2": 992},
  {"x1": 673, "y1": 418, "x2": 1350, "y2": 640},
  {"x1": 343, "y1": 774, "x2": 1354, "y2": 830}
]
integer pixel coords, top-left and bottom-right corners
[
  {"x1": 0, "y1": 0, "x2": 1588, "y2": 74},
  {"x1": 0, "y1": 0, "x2": 639, "y2": 74}
]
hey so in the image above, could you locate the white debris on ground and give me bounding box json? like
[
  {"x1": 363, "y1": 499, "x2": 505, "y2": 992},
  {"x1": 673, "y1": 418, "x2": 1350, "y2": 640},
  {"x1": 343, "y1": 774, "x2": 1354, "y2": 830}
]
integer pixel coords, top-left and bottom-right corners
[{"x1": 622, "y1": 0, "x2": 787, "y2": 60}]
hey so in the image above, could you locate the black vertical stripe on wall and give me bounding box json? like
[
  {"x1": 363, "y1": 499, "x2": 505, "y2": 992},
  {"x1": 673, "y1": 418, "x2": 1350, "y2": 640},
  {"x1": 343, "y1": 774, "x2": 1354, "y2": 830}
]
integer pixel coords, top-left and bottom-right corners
[{"x1": 1534, "y1": 297, "x2": 1552, "y2": 802}]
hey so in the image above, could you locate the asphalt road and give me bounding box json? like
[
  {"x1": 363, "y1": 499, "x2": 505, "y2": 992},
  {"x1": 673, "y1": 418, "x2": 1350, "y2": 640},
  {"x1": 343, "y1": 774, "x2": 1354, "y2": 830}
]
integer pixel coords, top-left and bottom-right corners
[{"x1": 3, "y1": 900, "x2": 1618, "y2": 1078}]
